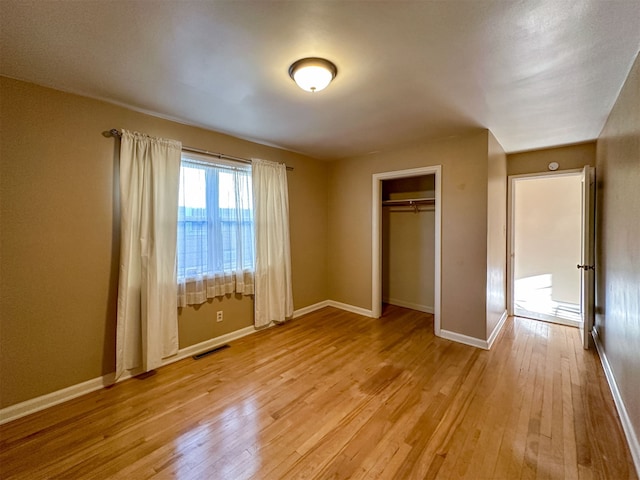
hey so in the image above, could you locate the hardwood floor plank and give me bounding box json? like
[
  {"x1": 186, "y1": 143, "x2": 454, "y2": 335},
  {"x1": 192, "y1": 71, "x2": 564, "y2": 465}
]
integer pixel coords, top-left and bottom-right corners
[{"x1": 0, "y1": 306, "x2": 636, "y2": 479}]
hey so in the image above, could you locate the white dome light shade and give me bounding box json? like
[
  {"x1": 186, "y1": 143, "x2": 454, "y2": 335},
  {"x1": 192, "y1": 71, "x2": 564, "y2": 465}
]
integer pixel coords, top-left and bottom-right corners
[
  {"x1": 289, "y1": 58, "x2": 337, "y2": 93},
  {"x1": 293, "y1": 65, "x2": 333, "y2": 92}
]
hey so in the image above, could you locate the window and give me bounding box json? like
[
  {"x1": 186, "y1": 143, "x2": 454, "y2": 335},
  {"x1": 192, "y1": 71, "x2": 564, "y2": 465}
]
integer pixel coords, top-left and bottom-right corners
[{"x1": 177, "y1": 153, "x2": 254, "y2": 282}]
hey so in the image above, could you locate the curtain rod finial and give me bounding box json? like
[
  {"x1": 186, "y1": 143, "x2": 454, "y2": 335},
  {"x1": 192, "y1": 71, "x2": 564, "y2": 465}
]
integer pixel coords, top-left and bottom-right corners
[{"x1": 103, "y1": 129, "x2": 121, "y2": 138}]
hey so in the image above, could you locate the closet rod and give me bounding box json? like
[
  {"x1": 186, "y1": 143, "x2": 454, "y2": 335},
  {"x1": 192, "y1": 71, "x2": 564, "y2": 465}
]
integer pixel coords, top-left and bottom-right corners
[
  {"x1": 107, "y1": 129, "x2": 293, "y2": 171},
  {"x1": 381, "y1": 198, "x2": 435, "y2": 206},
  {"x1": 382, "y1": 198, "x2": 435, "y2": 214}
]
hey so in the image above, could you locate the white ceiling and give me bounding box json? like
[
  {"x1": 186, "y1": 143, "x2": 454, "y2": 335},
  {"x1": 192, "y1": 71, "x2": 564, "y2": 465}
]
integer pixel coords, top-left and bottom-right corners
[{"x1": 1, "y1": 1, "x2": 639, "y2": 160}]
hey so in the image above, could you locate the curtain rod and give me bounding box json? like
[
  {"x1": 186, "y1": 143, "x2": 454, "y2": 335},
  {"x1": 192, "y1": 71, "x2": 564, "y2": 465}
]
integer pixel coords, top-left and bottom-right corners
[{"x1": 107, "y1": 129, "x2": 293, "y2": 171}]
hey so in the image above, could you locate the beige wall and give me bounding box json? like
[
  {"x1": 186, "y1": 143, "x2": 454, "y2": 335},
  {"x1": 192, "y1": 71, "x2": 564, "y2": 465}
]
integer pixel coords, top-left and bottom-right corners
[
  {"x1": 328, "y1": 130, "x2": 501, "y2": 339},
  {"x1": 595, "y1": 53, "x2": 640, "y2": 452},
  {"x1": 0, "y1": 77, "x2": 328, "y2": 408},
  {"x1": 486, "y1": 132, "x2": 507, "y2": 337},
  {"x1": 382, "y1": 209, "x2": 435, "y2": 311},
  {"x1": 507, "y1": 142, "x2": 596, "y2": 176}
]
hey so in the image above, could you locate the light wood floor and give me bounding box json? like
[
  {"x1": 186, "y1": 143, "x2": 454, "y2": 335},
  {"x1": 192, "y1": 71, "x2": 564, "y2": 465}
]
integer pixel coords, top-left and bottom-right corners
[{"x1": 0, "y1": 306, "x2": 636, "y2": 479}]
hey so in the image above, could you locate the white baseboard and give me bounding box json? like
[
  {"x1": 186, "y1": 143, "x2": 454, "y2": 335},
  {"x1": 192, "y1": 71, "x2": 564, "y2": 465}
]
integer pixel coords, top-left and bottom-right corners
[
  {"x1": 0, "y1": 375, "x2": 110, "y2": 426},
  {"x1": 163, "y1": 325, "x2": 257, "y2": 364},
  {"x1": 487, "y1": 310, "x2": 508, "y2": 350},
  {"x1": 439, "y1": 311, "x2": 508, "y2": 351},
  {"x1": 383, "y1": 298, "x2": 434, "y2": 314},
  {"x1": 329, "y1": 300, "x2": 494, "y2": 351},
  {"x1": 325, "y1": 300, "x2": 374, "y2": 318},
  {"x1": 439, "y1": 329, "x2": 488, "y2": 349},
  {"x1": 293, "y1": 300, "x2": 331, "y2": 318},
  {"x1": 592, "y1": 326, "x2": 640, "y2": 477}
]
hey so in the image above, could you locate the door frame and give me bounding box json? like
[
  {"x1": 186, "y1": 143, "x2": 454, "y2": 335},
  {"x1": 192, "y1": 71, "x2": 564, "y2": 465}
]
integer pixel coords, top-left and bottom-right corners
[
  {"x1": 507, "y1": 168, "x2": 584, "y2": 324},
  {"x1": 579, "y1": 165, "x2": 596, "y2": 349},
  {"x1": 371, "y1": 165, "x2": 442, "y2": 336}
]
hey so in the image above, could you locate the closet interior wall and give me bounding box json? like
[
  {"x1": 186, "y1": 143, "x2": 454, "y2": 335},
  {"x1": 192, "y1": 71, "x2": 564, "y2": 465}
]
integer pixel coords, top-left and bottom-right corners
[{"x1": 381, "y1": 175, "x2": 436, "y2": 313}]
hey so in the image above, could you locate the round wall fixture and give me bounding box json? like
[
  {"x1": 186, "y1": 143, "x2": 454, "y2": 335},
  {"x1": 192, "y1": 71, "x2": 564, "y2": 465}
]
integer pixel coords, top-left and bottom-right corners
[
  {"x1": 288, "y1": 57, "x2": 337, "y2": 92},
  {"x1": 548, "y1": 162, "x2": 559, "y2": 171}
]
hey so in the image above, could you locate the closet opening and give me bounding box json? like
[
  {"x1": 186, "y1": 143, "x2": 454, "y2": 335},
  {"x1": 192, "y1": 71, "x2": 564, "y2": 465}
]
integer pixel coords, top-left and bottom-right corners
[
  {"x1": 372, "y1": 166, "x2": 442, "y2": 336},
  {"x1": 382, "y1": 175, "x2": 435, "y2": 313}
]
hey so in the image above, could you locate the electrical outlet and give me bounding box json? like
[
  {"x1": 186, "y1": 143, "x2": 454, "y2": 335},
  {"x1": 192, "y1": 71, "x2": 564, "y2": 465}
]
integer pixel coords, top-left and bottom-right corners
[{"x1": 216, "y1": 311, "x2": 223, "y2": 322}]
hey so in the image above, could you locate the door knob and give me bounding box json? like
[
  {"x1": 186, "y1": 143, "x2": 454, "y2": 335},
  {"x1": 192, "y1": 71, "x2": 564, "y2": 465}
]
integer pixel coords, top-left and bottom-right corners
[{"x1": 577, "y1": 264, "x2": 595, "y2": 271}]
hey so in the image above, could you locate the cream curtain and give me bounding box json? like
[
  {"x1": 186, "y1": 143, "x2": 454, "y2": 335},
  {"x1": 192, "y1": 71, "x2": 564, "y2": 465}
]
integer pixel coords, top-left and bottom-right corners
[
  {"x1": 252, "y1": 158, "x2": 293, "y2": 328},
  {"x1": 116, "y1": 130, "x2": 182, "y2": 380}
]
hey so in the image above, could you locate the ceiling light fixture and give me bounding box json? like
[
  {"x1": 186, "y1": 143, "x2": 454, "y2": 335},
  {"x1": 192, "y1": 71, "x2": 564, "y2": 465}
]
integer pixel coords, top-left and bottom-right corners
[{"x1": 288, "y1": 57, "x2": 337, "y2": 93}]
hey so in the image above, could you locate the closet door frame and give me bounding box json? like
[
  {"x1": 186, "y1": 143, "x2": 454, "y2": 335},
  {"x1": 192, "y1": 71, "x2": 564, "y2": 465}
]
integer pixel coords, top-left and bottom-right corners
[{"x1": 372, "y1": 165, "x2": 442, "y2": 336}]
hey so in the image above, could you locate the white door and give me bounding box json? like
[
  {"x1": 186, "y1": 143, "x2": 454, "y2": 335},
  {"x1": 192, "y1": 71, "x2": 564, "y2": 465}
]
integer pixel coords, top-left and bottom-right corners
[{"x1": 578, "y1": 166, "x2": 596, "y2": 349}]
